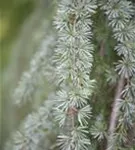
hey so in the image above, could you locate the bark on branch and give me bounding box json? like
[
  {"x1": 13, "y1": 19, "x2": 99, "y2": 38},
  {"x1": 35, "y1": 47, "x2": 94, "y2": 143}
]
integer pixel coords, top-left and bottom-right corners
[{"x1": 106, "y1": 76, "x2": 125, "y2": 149}]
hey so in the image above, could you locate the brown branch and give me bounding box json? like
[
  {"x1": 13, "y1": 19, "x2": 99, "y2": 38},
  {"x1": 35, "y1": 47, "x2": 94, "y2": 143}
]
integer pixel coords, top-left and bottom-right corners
[
  {"x1": 67, "y1": 106, "x2": 78, "y2": 129},
  {"x1": 106, "y1": 76, "x2": 125, "y2": 149},
  {"x1": 99, "y1": 40, "x2": 105, "y2": 57}
]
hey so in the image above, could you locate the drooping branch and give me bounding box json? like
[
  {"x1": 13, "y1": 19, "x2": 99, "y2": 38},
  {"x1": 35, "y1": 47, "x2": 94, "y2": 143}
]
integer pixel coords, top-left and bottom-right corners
[
  {"x1": 101, "y1": 0, "x2": 135, "y2": 149},
  {"x1": 14, "y1": 35, "x2": 55, "y2": 106},
  {"x1": 4, "y1": 96, "x2": 56, "y2": 150},
  {"x1": 53, "y1": 0, "x2": 97, "y2": 149}
]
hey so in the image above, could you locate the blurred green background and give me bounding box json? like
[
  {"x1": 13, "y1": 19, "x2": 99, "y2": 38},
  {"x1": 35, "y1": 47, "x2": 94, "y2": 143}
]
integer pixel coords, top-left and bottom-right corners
[{"x1": 0, "y1": 0, "x2": 56, "y2": 149}]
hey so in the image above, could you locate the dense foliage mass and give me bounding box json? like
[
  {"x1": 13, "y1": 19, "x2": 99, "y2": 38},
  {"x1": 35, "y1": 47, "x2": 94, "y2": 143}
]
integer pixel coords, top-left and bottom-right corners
[{"x1": 3, "y1": 0, "x2": 135, "y2": 150}]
